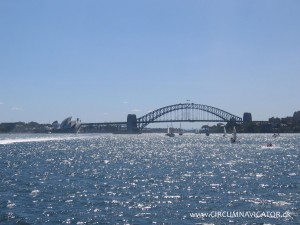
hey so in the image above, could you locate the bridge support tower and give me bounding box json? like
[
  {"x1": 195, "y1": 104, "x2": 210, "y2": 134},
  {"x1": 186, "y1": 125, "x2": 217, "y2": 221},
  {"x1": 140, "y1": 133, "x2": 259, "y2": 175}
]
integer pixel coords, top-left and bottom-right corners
[
  {"x1": 243, "y1": 112, "x2": 252, "y2": 123},
  {"x1": 127, "y1": 114, "x2": 138, "y2": 132}
]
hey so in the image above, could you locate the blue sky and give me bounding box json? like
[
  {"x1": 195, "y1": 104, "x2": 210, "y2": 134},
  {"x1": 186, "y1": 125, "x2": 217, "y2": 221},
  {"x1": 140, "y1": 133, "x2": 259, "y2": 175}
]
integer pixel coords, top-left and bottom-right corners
[{"x1": 1, "y1": 0, "x2": 300, "y2": 124}]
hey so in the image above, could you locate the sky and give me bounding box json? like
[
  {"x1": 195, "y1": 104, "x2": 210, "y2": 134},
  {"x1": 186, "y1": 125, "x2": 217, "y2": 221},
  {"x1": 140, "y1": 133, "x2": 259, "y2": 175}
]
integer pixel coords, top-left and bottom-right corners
[{"x1": 1, "y1": 0, "x2": 300, "y2": 125}]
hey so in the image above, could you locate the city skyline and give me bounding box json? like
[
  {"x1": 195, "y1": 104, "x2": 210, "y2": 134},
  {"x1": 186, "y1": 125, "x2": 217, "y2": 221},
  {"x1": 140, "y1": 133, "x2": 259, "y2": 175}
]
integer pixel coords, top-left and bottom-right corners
[{"x1": 1, "y1": 1, "x2": 300, "y2": 124}]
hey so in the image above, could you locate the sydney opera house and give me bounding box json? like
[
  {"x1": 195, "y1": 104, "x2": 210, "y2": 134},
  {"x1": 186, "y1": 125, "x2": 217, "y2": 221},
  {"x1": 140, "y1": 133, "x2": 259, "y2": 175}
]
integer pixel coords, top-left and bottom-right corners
[{"x1": 51, "y1": 117, "x2": 81, "y2": 133}]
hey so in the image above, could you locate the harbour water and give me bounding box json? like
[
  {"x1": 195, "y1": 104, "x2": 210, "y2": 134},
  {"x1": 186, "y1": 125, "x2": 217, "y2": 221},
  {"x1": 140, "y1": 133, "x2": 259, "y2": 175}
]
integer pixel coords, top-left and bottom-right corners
[{"x1": 0, "y1": 133, "x2": 299, "y2": 224}]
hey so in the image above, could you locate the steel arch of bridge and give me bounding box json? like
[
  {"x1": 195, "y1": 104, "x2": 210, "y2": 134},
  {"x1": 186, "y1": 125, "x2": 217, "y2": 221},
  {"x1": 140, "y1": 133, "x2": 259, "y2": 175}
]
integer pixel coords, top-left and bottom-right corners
[{"x1": 137, "y1": 103, "x2": 242, "y2": 129}]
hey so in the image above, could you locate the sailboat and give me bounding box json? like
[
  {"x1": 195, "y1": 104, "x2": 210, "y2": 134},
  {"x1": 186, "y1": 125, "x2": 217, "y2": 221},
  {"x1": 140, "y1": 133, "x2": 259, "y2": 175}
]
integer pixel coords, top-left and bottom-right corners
[
  {"x1": 205, "y1": 127, "x2": 209, "y2": 136},
  {"x1": 179, "y1": 123, "x2": 183, "y2": 135},
  {"x1": 223, "y1": 127, "x2": 227, "y2": 137},
  {"x1": 267, "y1": 142, "x2": 273, "y2": 147},
  {"x1": 166, "y1": 126, "x2": 175, "y2": 137},
  {"x1": 230, "y1": 126, "x2": 237, "y2": 143}
]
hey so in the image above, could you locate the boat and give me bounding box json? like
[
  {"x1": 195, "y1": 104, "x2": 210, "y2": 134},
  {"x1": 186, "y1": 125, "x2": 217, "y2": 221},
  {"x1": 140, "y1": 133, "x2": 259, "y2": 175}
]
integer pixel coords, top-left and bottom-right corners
[
  {"x1": 230, "y1": 126, "x2": 237, "y2": 143},
  {"x1": 166, "y1": 127, "x2": 175, "y2": 137},
  {"x1": 223, "y1": 127, "x2": 227, "y2": 137},
  {"x1": 205, "y1": 127, "x2": 209, "y2": 136},
  {"x1": 266, "y1": 137, "x2": 273, "y2": 147},
  {"x1": 179, "y1": 123, "x2": 183, "y2": 135}
]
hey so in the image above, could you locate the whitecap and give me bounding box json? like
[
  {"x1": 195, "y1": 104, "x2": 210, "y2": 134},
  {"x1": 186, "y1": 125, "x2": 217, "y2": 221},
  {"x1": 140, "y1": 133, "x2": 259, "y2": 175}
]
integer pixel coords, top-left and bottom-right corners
[
  {"x1": 272, "y1": 201, "x2": 291, "y2": 206},
  {"x1": 256, "y1": 173, "x2": 264, "y2": 178},
  {"x1": 277, "y1": 193, "x2": 286, "y2": 196},
  {"x1": 30, "y1": 189, "x2": 40, "y2": 197},
  {"x1": 63, "y1": 219, "x2": 71, "y2": 224},
  {"x1": 259, "y1": 184, "x2": 269, "y2": 188},
  {"x1": 0, "y1": 135, "x2": 98, "y2": 145},
  {"x1": 135, "y1": 212, "x2": 151, "y2": 217},
  {"x1": 7, "y1": 200, "x2": 16, "y2": 208},
  {"x1": 164, "y1": 195, "x2": 180, "y2": 199}
]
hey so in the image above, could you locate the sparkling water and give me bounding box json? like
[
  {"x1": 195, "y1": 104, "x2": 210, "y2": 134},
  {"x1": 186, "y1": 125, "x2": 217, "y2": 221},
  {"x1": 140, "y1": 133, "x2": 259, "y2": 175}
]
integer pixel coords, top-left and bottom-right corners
[{"x1": 0, "y1": 133, "x2": 299, "y2": 224}]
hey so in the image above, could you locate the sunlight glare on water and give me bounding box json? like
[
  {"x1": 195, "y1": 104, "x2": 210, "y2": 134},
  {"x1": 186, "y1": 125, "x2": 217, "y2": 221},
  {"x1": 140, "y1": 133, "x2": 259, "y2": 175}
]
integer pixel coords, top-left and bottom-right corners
[{"x1": 0, "y1": 133, "x2": 299, "y2": 224}]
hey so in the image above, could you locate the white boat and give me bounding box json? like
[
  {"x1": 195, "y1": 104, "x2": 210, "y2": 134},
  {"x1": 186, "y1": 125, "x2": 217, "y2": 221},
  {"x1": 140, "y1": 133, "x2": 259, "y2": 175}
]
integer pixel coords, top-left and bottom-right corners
[
  {"x1": 166, "y1": 127, "x2": 175, "y2": 137},
  {"x1": 230, "y1": 126, "x2": 237, "y2": 143},
  {"x1": 223, "y1": 127, "x2": 227, "y2": 137}
]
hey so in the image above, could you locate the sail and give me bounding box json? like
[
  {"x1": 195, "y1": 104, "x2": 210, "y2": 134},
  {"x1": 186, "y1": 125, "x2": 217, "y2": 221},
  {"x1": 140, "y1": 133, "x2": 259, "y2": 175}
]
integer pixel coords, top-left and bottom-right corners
[
  {"x1": 223, "y1": 127, "x2": 226, "y2": 136},
  {"x1": 179, "y1": 123, "x2": 183, "y2": 135},
  {"x1": 205, "y1": 127, "x2": 209, "y2": 136},
  {"x1": 166, "y1": 126, "x2": 175, "y2": 137},
  {"x1": 232, "y1": 126, "x2": 237, "y2": 140}
]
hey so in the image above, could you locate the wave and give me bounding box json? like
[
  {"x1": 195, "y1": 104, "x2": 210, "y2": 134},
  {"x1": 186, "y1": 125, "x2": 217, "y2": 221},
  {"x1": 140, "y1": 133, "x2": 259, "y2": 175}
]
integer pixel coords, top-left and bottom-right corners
[{"x1": 0, "y1": 135, "x2": 91, "y2": 145}]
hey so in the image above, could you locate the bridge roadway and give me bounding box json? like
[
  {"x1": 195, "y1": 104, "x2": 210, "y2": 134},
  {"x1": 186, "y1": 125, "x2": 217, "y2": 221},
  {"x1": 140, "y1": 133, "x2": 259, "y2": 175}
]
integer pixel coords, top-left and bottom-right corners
[
  {"x1": 82, "y1": 119, "x2": 231, "y2": 127},
  {"x1": 82, "y1": 120, "x2": 267, "y2": 127},
  {"x1": 82, "y1": 122, "x2": 127, "y2": 126}
]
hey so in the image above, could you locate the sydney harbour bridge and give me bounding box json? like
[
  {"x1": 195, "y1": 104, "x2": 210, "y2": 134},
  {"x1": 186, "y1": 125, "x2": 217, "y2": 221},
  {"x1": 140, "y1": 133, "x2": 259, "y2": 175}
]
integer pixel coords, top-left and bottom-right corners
[{"x1": 82, "y1": 103, "x2": 247, "y2": 132}]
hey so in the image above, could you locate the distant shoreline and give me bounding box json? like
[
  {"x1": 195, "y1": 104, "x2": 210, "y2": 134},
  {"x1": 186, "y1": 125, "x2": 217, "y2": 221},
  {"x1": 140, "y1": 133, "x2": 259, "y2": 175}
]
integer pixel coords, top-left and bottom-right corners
[{"x1": 0, "y1": 122, "x2": 299, "y2": 134}]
